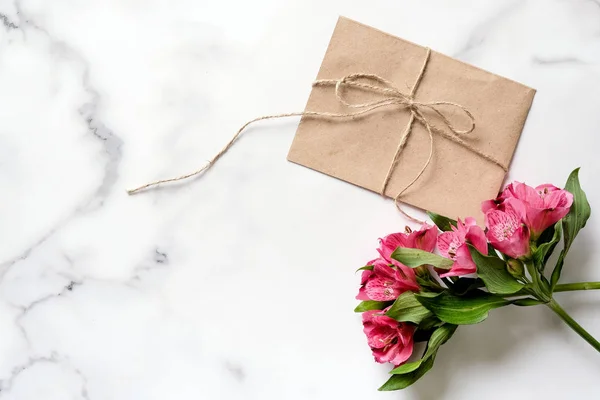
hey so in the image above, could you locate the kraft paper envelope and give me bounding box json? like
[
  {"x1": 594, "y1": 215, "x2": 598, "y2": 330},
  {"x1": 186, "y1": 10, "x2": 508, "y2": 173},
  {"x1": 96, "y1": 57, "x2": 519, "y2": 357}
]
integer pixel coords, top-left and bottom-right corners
[{"x1": 287, "y1": 17, "x2": 536, "y2": 221}]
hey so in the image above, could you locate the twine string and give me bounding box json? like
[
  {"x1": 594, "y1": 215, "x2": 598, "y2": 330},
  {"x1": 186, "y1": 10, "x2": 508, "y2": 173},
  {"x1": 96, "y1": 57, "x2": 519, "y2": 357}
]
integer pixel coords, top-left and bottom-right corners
[{"x1": 127, "y1": 48, "x2": 508, "y2": 224}]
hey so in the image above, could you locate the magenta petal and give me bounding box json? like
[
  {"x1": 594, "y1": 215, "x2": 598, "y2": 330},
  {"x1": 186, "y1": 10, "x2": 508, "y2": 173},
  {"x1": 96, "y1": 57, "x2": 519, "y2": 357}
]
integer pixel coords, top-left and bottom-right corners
[
  {"x1": 372, "y1": 344, "x2": 397, "y2": 364},
  {"x1": 490, "y1": 226, "x2": 530, "y2": 259},
  {"x1": 397, "y1": 323, "x2": 416, "y2": 344},
  {"x1": 395, "y1": 264, "x2": 417, "y2": 281},
  {"x1": 356, "y1": 287, "x2": 371, "y2": 301},
  {"x1": 560, "y1": 191, "x2": 574, "y2": 208},
  {"x1": 365, "y1": 278, "x2": 402, "y2": 301},
  {"x1": 394, "y1": 278, "x2": 419, "y2": 293},
  {"x1": 527, "y1": 208, "x2": 555, "y2": 235},
  {"x1": 455, "y1": 245, "x2": 478, "y2": 273},
  {"x1": 466, "y1": 225, "x2": 488, "y2": 255},
  {"x1": 481, "y1": 199, "x2": 498, "y2": 213},
  {"x1": 437, "y1": 231, "x2": 461, "y2": 260},
  {"x1": 392, "y1": 343, "x2": 413, "y2": 365},
  {"x1": 544, "y1": 190, "x2": 573, "y2": 210},
  {"x1": 362, "y1": 309, "x2": 383, "y2": 324},
  {"x1": 437, "y1": 231, "x2": 455, "y2": 258},
  {"x1": 414, "y1": 225, "x2": 438, "y2": 252},
  {"x1": 376, "y1": 248, "x2": 389, "y2": 262},
  {"x1": 535, "y1": 183, "x2": 560, "y2": 192},
  {"x1": 378, "y1": 233, "x2": 413, "y2": 261},
  {"x1": 463, "y1": 217, "x2": 477, "y2": 227},
  {"x1": 373, "y1": 263, "x2": 396, "y2": 280},
  {"x1": 504, "y1": 198, "x2": 527, "y2": 221},
  {"x1": 380, "y1": 314, "x2": 401, "y2": 330},
  {"x1": 513, "y1": 225, "x2": 531, "y2": 257},
  {"x1": 366, "y1": 326, "x2": 396, "y2": 349},
  {"x1": 363, "y1": 312, "x2": 415, "y2": 366},
  {"x1": 485, "y1": 205, "x2": 531, "y2": 259},
  {"x1": 360, "y1": 269, "x2": 373, "y2": 285},
  {"x1": 440, "y1": 245, "x2": 477, "y2": 277},
  {"x1": 544, "y1": 191, "x2": 565, "y2": 209},
  {"x1": 513, "y1": 182, "x2": 545, "y2": 208}
]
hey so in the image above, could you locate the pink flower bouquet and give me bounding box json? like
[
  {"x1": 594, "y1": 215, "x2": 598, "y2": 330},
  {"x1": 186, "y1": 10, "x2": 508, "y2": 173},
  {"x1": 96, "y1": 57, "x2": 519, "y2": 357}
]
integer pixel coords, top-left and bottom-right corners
[{"x1": 355, "y1": 169, "x2": 597, "y2": 391}]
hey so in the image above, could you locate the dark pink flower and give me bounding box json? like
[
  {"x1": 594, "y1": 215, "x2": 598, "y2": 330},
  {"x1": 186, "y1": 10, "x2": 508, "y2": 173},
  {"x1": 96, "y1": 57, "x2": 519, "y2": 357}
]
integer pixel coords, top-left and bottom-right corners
[
  {"x1": 377, "y1": 224, "x2": 438, "y2": 263},
  {"x1": 483, "y1": 182, "x2": 573, "y2": 238},
  {"x1": 356, "y1": 258, "x2": 419, "y2": 302},
  {"x1": 437, "y1": 217, "x2": 487, "y2": 277},
  {"x1": 357, "y1": 225, "x2": 437, "y2": 302},
  {"x1": 362, "y1": 309, "x2": 415, "y2": 365},
  {"x1": 485, "y1": 203, "x2": 531, "y2": 259}
]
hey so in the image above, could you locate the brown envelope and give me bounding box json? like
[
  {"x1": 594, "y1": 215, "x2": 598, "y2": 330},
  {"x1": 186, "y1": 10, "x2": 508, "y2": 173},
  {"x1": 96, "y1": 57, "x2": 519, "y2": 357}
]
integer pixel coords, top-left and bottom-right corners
[{"x1": 287, "y1": 16, "x2": 535, "y2": 221}]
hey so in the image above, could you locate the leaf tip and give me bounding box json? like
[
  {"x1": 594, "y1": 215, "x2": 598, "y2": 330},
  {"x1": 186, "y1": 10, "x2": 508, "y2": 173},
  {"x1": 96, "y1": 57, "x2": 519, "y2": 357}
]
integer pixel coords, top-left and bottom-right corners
[{"x1": 568, "y1": 167, "x2": 582, "y2": 182}]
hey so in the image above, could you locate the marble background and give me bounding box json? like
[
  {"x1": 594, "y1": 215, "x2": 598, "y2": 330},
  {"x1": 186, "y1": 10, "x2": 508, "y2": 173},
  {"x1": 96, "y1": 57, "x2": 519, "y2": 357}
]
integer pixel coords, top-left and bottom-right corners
[{"x1": 1, "y1": 0, "x2": 599, "y2": 398}]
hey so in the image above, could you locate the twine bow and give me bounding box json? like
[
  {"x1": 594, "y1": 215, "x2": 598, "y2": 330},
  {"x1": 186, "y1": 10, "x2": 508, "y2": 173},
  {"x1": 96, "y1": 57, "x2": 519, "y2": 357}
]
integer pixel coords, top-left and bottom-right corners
[{"x1": 128, "y1": 48, "x2": 508, "y2": 223}]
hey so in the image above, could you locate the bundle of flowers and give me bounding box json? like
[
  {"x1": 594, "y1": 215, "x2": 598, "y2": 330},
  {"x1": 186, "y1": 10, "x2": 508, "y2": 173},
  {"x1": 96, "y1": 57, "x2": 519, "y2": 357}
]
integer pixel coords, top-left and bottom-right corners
[{"x1": 355, "y1": 169, "x2": 597, "y2": 391}]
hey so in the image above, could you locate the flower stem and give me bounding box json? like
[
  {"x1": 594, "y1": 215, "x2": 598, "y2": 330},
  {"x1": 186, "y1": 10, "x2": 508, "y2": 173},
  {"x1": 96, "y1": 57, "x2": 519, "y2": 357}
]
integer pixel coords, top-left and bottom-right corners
[
  {"x1": 554, "y1": 282, "x2": 600, "y2": 292},
  {"x1": 546, "y1": 299, "x2": 600, "y2": 352}
]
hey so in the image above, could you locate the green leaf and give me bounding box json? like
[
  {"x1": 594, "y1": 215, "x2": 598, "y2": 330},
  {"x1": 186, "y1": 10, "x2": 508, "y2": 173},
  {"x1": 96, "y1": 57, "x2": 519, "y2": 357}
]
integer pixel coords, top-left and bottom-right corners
[
  {"x1": 562, "y1": 168, "x2": 591, "y2": 251},
  {"x1": 469, "y1": 245, "x2": 524, "y2": 295},
  {"x1": 534, "y1": 222, "x2": 562, "y2": 271},
  {"x1": 391, "y1": 248, "x2": 453, "y2": 270},
  {"x1": 417, "y1": 316, "x2": 443, "y2": 332},
  {"x1": 426, "y1": 212, "x2": 457, "y2": 231},
  {"x1": 551, "y1": 168, "x2": 591, "y2": 289},
  {"x1": 416, "y1": 275, "x2": 444, "y2": 292},
  {"x1": 551, "y1": 254, "x2": 566, "y2": 291},
  {"x1": 355, "y1": 265, "x2": 373, "y2": 272},
  {"x1": 354, "y1": 301, "x2": 386, "y2": 313},
  {"x1": 385, "y1": 292, "x2": 433, "y2": 324},
  {"x1": 526, "y1": 261, "x2": 552, "y2": 302},
  {"x1": 390, "y1": 324, "x2": 457, "y2": 375},
  {"x1": 416, "y1": 292, "x2": 510, "y2": 325},
  {"x1": 512, "y1": 298, "x2": 545, "y2": 307},
  {"x1": 378, "y1": 355, "x2": 436, "y2": 391}
]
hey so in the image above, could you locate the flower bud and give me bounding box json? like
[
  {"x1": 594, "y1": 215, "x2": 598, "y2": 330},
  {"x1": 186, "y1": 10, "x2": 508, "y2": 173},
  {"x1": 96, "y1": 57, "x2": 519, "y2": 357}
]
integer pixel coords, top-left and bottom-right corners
[{"x1": 507, "y1": 259, "x2": 525, "y2": 278}]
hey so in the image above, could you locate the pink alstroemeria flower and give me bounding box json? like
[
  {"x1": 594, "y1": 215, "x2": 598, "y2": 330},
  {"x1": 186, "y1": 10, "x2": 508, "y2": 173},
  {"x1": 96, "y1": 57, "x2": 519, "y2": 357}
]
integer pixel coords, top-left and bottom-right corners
[
  {"x1": 437, "y1": 218, "x2": 488, "y2": 277},
  {"x1": 356, "y1": 258, "x2": 419, "y2": 302},
  {"x1": 362, "y1": 309, "x2": 415, "y2": 365},
  {"x1": 485, "y1": 203, "x2": 531, "y2": 259},
  {"x1": 483, "y1": 182, "x2": 573, "y2": 238},
  {"x1": 357, "y1": 224, "x2": 437, "y2": 302},
  {"x1": 377, "y1": 224, "x2": 438, "y2": 263}
]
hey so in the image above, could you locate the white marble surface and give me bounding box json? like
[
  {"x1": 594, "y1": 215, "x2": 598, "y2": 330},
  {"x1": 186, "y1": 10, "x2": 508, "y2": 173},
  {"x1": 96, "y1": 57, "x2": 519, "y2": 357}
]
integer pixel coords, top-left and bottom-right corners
[{"x1": 1, "y1": 0, "x2": 600, "y2": 398}]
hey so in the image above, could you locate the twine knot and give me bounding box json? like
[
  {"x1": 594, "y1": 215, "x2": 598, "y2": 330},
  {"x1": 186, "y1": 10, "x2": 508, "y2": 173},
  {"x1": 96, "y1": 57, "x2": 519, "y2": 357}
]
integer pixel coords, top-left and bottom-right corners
[{"x1": 312, "y1": 48, "x2": 495, "y2": 223}]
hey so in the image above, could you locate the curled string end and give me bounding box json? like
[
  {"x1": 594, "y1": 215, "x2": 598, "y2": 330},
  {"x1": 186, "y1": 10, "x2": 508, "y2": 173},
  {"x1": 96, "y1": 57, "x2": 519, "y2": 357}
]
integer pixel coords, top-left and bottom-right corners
[{"x1": 127, "y1": 182, "x2": 160, "y2": 195}]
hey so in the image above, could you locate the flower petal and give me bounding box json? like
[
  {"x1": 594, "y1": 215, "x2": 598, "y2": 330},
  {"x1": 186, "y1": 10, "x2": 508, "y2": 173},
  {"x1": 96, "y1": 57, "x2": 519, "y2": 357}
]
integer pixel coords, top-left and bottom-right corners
[
  {"x1": 466, "y1": 225, "x2": 488, "y2": 255},
  {"x1": 413, "y1": 224, "x2": 438, "y2": 252},
  {"x1": 437, "y1": 231, "x2": 461, "y2": 260},
  {"x1": 365, "y1": 277, "x2": 402, "y2": 301}
]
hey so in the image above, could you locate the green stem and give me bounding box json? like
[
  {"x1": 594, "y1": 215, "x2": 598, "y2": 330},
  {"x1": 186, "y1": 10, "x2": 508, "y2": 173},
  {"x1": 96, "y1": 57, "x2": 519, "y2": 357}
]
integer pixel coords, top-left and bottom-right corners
[
  {"x1": 547, "y1": 300, "x2": 600, "y2": 352},
  {"x1": 525, "y1": 260, "x2": 551, "y2": 302},
  {"x1": 554, "y1": 282, "x2": 600, "y2": 292}
]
